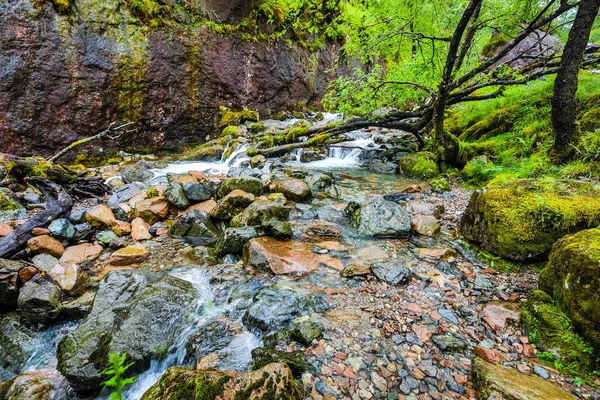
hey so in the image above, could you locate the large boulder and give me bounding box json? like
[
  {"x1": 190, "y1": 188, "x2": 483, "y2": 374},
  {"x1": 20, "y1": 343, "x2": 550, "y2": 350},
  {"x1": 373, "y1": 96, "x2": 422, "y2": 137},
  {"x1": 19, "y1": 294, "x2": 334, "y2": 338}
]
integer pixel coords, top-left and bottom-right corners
[
  {"x1": 170, "y1": 209, "x2": 220, "y2": 246},
  {"x1": 348, "y1": 199, "x2": 411, "y2": 238},
  {"x1": 472, "y1": 357, "x2": 576, "y2": 400},
  {"x1": 273, "y1": 178, "x2": 312, "y2": 201},
  {"x1": 230, "y1": 200, "x2": 289, "y2": 228},
  {"x1": 0, "y1": 259, "x2": 26, "y2": 310},
  {"x1": 140, "y1": 363, "x2": 301, "y2": 400},
  {"x1": 243, "y1": 283, "x2": 328, "y2": 333},
  {"x1": 0, "y1": 368, "x2": 71, "y2": 400},
  {"x1": 460, "y1": 180, "x2": 600, "y2": 260},
  {"x1": 538, "y1": 228, "x2": 600, "y2": 354},
  {"x1": 217, "y1": 177, "x2": 264, "y2": 198},
  {"x1": 398, "y1": 151, "x2": 439, "y2": 179},
  {"x1": 57, "y1": 271, "x2": 197, "y2": 394},
  {"x1": 17, "y1": 275, "x2": 62, "y2": 323}
]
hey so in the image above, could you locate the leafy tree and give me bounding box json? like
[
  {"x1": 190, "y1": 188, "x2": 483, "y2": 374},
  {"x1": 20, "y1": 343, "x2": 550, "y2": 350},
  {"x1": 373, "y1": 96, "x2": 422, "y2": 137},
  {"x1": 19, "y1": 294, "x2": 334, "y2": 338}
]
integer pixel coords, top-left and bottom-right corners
[{"x1": 101, "y1": 353, "x2": 137, "y2": 400}]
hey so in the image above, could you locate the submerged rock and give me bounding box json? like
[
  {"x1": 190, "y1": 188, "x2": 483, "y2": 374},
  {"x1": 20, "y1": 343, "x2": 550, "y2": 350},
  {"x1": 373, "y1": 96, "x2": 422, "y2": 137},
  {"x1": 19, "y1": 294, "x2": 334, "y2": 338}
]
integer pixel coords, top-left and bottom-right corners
[
  {"x1": 140, "y1": 363, "x2": 301, "y2": 400},
  {"x1": 460, "y1": 179, "x2": 600, "y2": 260},
  {"x1": 57, "y1": 271, "x2": 196, "y2": 394},
  {"x1": 243, "y1": 283, "x2": 328, "y2": 333},
  {"x1": 349, "y1": 199, "x2": 411, "y2": 238}
]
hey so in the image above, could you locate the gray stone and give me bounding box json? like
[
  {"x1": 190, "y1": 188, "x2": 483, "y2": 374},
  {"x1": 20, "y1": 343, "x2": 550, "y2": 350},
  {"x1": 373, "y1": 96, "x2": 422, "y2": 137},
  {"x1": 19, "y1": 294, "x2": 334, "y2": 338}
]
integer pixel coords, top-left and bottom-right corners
[
  {"x1": 473, "y1": 274, "x2": 494, "y2": 291},
  {"x1": 182, "y1": 182, "x2": 212, "y2": 203},
  {"x1": 431, "y1": 334, "x2": 468, "y2": 352},
  {"x1": 69, "y1": 208, "x2": 89, "y2": 224},
  {"x1": 533, "y1": 365, "x2": 550, "y2": 379},
  {"x1": 32, "y1": 254, "x2": 59, "y2": 272},
  {"x1": 437, "y1": 307, "x2": 459, "y2": 324},
  {"x1": 371, "y1": 261, "x2": 411, "y2": 285},
  {"x1": 215, "y1": 227, "x2": 259, "y2": 256},
  {"x1": 263, "y1": 219, "x2": 293, "y2": 240},
  {"x1": 164, "y1": 182, "x2": 190, "y2": 209},
  {"x1": 18, "y1": 275, "x2": 62, "y2": 323},
  {"x1": 107, "y1": 182, "x2": 150, "y2": 208},
  {"x1": 170, "y1": 209, "x2": 220, "y2": 246},
  {"x1": 121, "y1": 166, "x2": 154, "y2": 184},
  {"x1": 96, "y1": 230, "x2": 119, "y2": 245},
  {"x1": 0, "y1": 259, "x2": 26, "y2": 310},
  {"x1": 0, "y1": 313, "x2": 36, "y2": 376},
  {"x1": 73, "y1": 223, "x2": 94, "y2": 241},
  {"x1": 349, "y1": 199, "x2": 411, "y2": 238}
]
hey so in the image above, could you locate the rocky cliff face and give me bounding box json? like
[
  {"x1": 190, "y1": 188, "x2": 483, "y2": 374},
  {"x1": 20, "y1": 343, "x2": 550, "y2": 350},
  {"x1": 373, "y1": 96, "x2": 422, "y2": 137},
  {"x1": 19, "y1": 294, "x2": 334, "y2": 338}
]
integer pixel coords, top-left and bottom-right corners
[{"x1": 0, "y1": 0, "x2": 346, "y2": 157}]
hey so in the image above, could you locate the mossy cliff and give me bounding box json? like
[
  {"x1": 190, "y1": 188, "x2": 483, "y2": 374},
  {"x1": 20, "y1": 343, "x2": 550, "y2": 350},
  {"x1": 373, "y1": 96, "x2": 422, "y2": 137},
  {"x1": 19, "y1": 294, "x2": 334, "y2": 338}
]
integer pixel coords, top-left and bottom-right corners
[
  {"x1": 0, "y1": 0, "x2": 350, "y2": 159},
  {"x1": 459, "y1": 179, "x2": 600, "y2": 260}
]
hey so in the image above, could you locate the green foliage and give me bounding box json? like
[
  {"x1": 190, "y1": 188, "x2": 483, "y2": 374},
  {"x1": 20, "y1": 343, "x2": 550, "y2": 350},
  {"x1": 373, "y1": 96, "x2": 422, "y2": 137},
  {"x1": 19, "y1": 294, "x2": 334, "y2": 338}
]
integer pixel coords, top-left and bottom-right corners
[
  {"x1": 101, "y1": 353, "x2": 136, "y2": 400},
  {"x1": 481, "y1": 34, "x2": 509, "y2": 57}
]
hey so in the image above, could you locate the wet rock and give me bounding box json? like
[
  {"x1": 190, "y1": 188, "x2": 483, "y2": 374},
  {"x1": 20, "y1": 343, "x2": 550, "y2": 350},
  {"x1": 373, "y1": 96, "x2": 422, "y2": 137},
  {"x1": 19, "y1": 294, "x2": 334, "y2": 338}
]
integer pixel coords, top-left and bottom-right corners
[
  {"x1": 141, "y1": 363, "x2": 301, "y2": 400},
  {"x1": 0, "y1": 259, "x2": 26, "y2": 310},
  {"x1": 472, "y1": 357, "x2": 576, "y2": 399},
  {"x1": 431, "y1": 334, "x2": 468, "y2": 352},
  {"x1": 273, "y1": 178, "x2": 312, "y2": 201},
  {"x1": 32, "y1": 254, "x2": 59, "y2": 273},
  {"x1": 349, "y1": 199, "x2": 411, "y2": 238},
  {"x1": 185, "y1": 246, "x2": 218, "y2": 266},
  {"x1": 0, "y1": 188, "x2": 26, "y2": 222},
  {"x1": 134, "y1": 196, "x2": 169, "y2": 224},
  {"x1": 300, "y1": 148, "x2": 327, "y2": 162},
  {"x1": 230, "y1": 200, "x2": 289, "y2": 228},
  {"x1": 107, "y1": 182, "x2": 150, "y2": 208},
  {"x1": 291, "y1": 319, "x2": 323, "y2": 345},
  {"x1": 0, "y1": 313, "x2": 36, "y2": 375},
  {"x1": 217, "y1": 177, "x2": 264, "y2": 198},
  {"x1": 48, "y1": 218, "x2": 76, "y2": 240},
  {"x1": 73, "y1": 223, "x2": 94, "y2": 241},
  {"x1": 170, "y1": 209, "x2": 220, "y2": 246},
  {"x1": 243, "y1": 283, "x2": 328, "y2": 333},
  {"x1": 539, "y1": 228, "x2": 600, "y2": 353},
  {"x1": 59, "y1": 290, "x2": 95, "y2": 320},
  {"x1": 398, "y1": 151, "x2": 440, "y2": 179},
  {"x1": 185, "y1": 320, "x2": 233, "y2": 358},
  {"x1": 411, "y1": 214, "x2": 440, "y2": 236},
  {"x1": 215, "y1": 227, "x2": 259, "y2": 256},
  {"x1": 27, "y1": 235, "x2": 65, "y2": 258},
  {"x1": 96, "y1": 230, "x2": 120, "y2": 245},
  {"x1": 48, "y1": 263, "x2": 89, "y2": 296},
  {"x1": 365, "y1": 160, "x2": 397, "y2": 174},
  {"x1": 131, "y1": 217, "x2": 152, "y2": 241},
  {"x1": 250, "y1": 154, "x2": 267, "y2": 168},
  {"x1": 57, "y1": 271, "x2": 196, "y2": 394},
  {"x1": 460, "y1": 179, "x2": 600, "y2": 260},
  {"x1": 121, "y1": 166, "x2": 154, "y2": 184},
  {"x1": 407, "y1": 202, "x2": 445, "y2": 218},
  {"x1": 262, "y1": 219, "x2": 293, "y2": 240},
  {"x1": 109, "y1": 244, "x2": 150, "y2": 266},
  {"x1": 251, "y1": 347, "x2": 314, "y2": 376},
  {"x1": 85, "y1": 205, "x2": 117, "y2": 229},
  {"x1": 210, "y1": 189, "x2": 255, "y2": 221},
  {"x1": 371, "y1": 261, "x2": 411, "y2": 285},
  {"x1": 164, "y1": 182, "x2": 190, "y2": 209},
  {"x1": 68, "y1": 208, "x2": 88, "y2": 224},
  {"x1": 0, "y1": 368, "x2": 71, "y2": 400},
  {"x1": 18, "y1": 275, "x2": 62, "y2": 323},
  {"x1": 110, "y1": 220, "x2": 132, "y2": 237},
  {"x1": 182, "y1": 181, "x2": 212, "y2": 203},
  {"x1": 243, "y1": 237, "x2": 334, "y2": 276}
]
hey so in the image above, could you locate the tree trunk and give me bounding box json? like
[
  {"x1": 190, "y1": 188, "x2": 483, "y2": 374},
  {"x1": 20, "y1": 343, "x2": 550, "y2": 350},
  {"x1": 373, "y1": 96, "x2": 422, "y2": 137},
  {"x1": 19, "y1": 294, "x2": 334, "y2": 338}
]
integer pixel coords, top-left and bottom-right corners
[{"x1": 551, "y1": 0, "x2": 600, "y2": 158}]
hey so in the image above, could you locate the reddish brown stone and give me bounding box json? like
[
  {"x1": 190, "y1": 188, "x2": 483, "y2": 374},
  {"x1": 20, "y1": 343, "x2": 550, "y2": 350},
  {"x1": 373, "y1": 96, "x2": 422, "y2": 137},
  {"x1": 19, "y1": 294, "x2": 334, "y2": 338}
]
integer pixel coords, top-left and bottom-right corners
[{"x1": 27, "y1": 235, "x2": 65, "y2": 258}]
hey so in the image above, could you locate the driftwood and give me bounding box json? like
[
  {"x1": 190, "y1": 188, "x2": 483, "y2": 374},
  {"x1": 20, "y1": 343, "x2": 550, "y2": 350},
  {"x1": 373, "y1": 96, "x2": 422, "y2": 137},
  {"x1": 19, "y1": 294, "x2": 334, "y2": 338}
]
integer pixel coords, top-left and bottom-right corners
[
  {"x1": 0, "y1": 178, "x2": 72, "y2": 258},
  {"x1": 47, "y1": 122, "x2": 135, "y2": 163}
]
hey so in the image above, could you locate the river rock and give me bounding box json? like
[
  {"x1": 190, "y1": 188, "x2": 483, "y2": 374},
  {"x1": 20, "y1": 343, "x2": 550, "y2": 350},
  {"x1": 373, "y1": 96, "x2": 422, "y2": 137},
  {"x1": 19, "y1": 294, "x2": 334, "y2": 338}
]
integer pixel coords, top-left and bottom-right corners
[
  {"x1": 170, "y1": 209, "x2": 220, "y2": 246},
  {"x1": 68, "y1": 208, "x2": 88, "y2": 224},
  {"x1": 18, "y1": 275, "x2": 62, "y2": 323},
  {"x1": 73, "y1": 223, "x2": 94, "y2": 241},
  {"x1": 217, "y1": 177, "x2": 264, "y2": 198},
  {"x1": 407, "y1": 202, "x2": 445, "y2": 218},
  {"x1": 230, "y1": 200, "x2": 289, "y2": 227},
  {"x1": 107, "y1": 182, "x2": 150, "y2": 208},
  {"x1": 182, "y1": 182, "x2": 212, "y2": 203},
  {"x1": 27, "y1": 235, "x2": 65, "y2": 258},
  {"x1": 32, "y1": 254, "x2": 59, "y2": 273},
  {"x1": 48, "y1": 263, "x2": 89, "y2": 296},
  {"x1": 57, "y1": 271, "x2": 197, "y2": 394},
  {"x1": 134, "y1": 196, "x2": 169, "y2": 224},
  {"x1": 251, "y1": 347, "x2": 313, "y2": 376},
  {"x1": 0, "y1": 313, "x2": 36, "y2": 376},
  {"x1": 250, "y1": 154, "x2": 267, "y2": 168},
  {"x1": 398, "y1": 151, "x2": 440, "y2": 179},
  {"x1": 164, "y1": 182, "x2": 190, "y2": 209},
  {"x1": 215, "y1": 227, "x2": 259, "y2": 256},
  {"x1": 243, "y1": 283, "x2": 328, "y2": 333},
  {"x1": 60, "y1": 243, "x2": 103, "y2": 265},
  {"x1": 273, "y1": 178, "x2": 312, "y2": 201},
  {"x1": 472, "y1": 357, "x2": 577, "y2": 400},
  {"x1": 262, "y1": 219, "x2": 293, "y2": 239},
  {"x1": 85, "y1": 205, "x2": 117, "y2": 229},
  {"x1": 460, "y1": 179, "x2": 600, "y2": 260},
  {"x1": 538, "y1": 228, "x2": 600, "y2": 353},
  {"x1": 48, "y1": 218, "x2": 76, "y2": 240},
  {"x1": 0, "y1": 188, "x2": 26, "y2": 222},
  {"x1": 411, "y1": 214, "x2": 440, "y2": 236},
  {"x1": 111, "y1": 220, "x2": 131, "y2": 237},
  {"x1": 0, "y1": 259, "x2": 26, "y2": 310},
  {"x1": 131, "y1": 217, "x2": 152, "y2": 241},
  {"x1": 140, "y1": 363, "x2": 301, "y2": 400},
  {"x1": 371, "y1": 261, "x2": 411, "y2": 285},
  {"x1": 109, "y1": 244, "x2": 150, "y2": 266},
  {"x1": 59, "y1": 290, "x2": 95, "y2": 321},
  {"x1": 243, "y1": 237, "x2": 328, "y2": 276},
  {"x1": 121, "y1": 166, "x2": 154, "y2": 184},
  {"x1": 210, "y1": 189, "x2": 255, "y2": 221},
  {"x1": 349, "y1": 199, "x2": 411, "y2": 238},
  {"x1": 0, "y1": 368, "x2": 71, "y2": 400}
]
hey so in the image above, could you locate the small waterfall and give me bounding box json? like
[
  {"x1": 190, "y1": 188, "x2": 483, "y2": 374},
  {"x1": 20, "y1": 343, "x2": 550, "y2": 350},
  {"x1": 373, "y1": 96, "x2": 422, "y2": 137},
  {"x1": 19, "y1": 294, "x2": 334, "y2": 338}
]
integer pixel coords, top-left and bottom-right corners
[{"x1": 124, "y1": 268, "x2": 260, "y2": 400}]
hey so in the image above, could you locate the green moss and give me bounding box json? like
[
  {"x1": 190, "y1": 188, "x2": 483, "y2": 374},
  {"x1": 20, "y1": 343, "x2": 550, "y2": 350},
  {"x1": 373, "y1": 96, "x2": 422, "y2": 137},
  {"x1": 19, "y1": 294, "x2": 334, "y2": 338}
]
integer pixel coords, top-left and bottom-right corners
[
  {"x1": 428, "y1": 177, "x2": 450, "y2": 193},
  {"x1": 250, "y1": 122, "x2": 266, "y2": 134},
  {"x1": 398, "y1": 151, "x2": 440, "y2": 179},
  {"x1": 147, "y1": 188, "x2": 159, "y2": 198},
  {"x1": 481, "y1": 34, "x2": 509, "y2": 57},
  {"x1": 241, "y1": 109, "x2": 260, "y2": 122},
  {"x1": 521, "y1": 290, "x2": 596, "y2": 375},
  {"x1": 578, "y1": 106, "x2": 600, "y2": 134},
  {"x1": 219, "y1": 108, "x2": 260, "y2": 128},
  {"x1": 459, "y1": 107, "x2": 515, "y2": 142},
  {"x1": 185, "y1": 140, "x2": 225, "y2": 161},
  {"x1": 221, "y1": 125, "x2": 245, "y2": 139}
]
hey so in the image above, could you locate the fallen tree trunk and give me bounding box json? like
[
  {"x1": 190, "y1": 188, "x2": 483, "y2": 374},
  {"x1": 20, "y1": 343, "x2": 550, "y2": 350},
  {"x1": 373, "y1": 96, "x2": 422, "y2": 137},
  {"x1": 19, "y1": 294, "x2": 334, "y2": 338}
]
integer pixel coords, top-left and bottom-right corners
[
  {"x1": 248, "y1": 137, "x2": 354, "y2": 157},
  {"x1": 0, "y1": 179, "x2": 72, "y2": 258}
]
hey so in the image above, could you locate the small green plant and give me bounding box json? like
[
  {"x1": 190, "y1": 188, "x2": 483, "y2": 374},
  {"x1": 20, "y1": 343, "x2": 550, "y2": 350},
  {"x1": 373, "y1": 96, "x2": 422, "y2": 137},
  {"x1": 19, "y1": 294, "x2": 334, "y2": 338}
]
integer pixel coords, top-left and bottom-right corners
[
  {"x1": 537, "y1": 351, "x2": 556, "y2": 362},
  {"x1": 101, "y1": 353, "x2": 137, "y2": 400},
  {"x1": 529, "y1": 331, "x2": 538, "y2": 343}
]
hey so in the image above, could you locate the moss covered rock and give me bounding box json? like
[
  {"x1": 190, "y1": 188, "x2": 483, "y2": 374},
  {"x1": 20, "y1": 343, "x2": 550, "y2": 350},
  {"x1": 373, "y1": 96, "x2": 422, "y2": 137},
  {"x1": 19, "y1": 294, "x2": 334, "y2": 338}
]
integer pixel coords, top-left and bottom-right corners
[
  {"x1": 398, "y1": 151, "x2": 439, "y2": 179},
  {"x1": 186, "y1": 140, "x2": 225, "y2": 161},
  {"x1": 218, "y1": 177, "x2": 264, "y2": 199},
  {"x1": 459, "y1": 179, "x2": 600, "y2": 260},
  {"x1": 140, "y1": 363, "x2": 301, "y2": 400},
  {"x1": 0, "y1": 188, "x2": 26, "y2": 222},
  {"x1": 538, "y1": 228, "x2": 600, "y2": 355}
]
